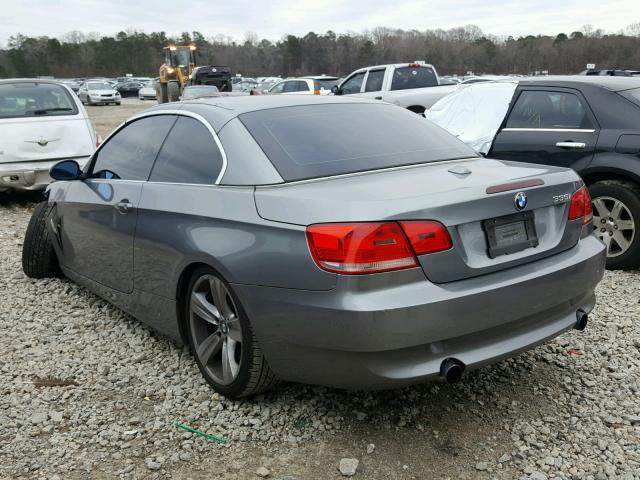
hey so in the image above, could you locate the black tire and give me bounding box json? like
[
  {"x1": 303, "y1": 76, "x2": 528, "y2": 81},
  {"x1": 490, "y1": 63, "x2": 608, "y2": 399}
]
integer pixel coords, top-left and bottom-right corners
[
  {"x1": 22, "y1": 202, "x2": 61, "y2": 279},
  {"x1": 156, "y1": 83, "x2": 168, "y2": 104},
  {"x1": 589, "y1": 180, "x2": 640, "y2": 270},
  {"x1": 184, "y1": 266, "x2": 278, "y2": 398},
  {"x1": 167, "y1": 82, "x2": 180, "y2": 102}
]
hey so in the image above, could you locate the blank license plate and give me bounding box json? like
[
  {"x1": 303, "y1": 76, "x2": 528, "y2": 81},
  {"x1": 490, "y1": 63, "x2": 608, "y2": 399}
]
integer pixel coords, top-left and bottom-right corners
[{"x1": 483, "y1": 211, "x2": 538, "y2": 258}]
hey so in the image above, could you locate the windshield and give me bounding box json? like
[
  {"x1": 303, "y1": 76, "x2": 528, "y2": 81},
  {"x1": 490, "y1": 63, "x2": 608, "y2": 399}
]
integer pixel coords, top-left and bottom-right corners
[
  {"x1": 316, "y1": 78, "x2": 339, "y2": 90},
  {"x1": 0, "y1": 82, "x2": 78, "y2": 118},
  {"x1": 171, "y1": 49, "x2": 192, "y2": 68},
  {"x1": 240, "y1": 103, "x2": 477, "y2": 182},
  {"x1": 88, "y1": 82, "x2": 112, "y2": 90}
]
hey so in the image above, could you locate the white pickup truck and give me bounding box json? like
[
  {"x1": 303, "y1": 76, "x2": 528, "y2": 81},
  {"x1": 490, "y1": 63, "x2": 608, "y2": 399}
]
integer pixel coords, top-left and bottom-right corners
[{"x1": 332, "y1": 62, "x2": 457, "y2": 114}]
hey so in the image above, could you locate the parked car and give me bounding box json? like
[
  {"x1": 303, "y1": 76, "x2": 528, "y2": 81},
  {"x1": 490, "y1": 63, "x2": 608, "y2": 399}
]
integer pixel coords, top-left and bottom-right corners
[
  {"x1": 180, "y1": 85, "x2": 221, "y2": 100},
  {"x1": 332, "y1": 62, "x2": 457, "y2": 113},
  {"x1": 427, "y1": 76, "x2": 640, "y2": 269},
  {"x1": 138, "y1": 82, "x2": 157, "y2": 101},
  {"x1": 116, "y1": 81, "x2": 143, "y2": 97},
  {"x1": 268, "y1": 76, "x2": 339, "y2": 95},
  {"x1": 233, "y1": 80, "x2": 259, "y2": 92},
  {"x1": 23, "y1": 95, "x2": 604, "y2": 398},
  {"x1": 78, "y1": 81, "x2": 121, "y2": 106},
  {"x1": 0, "y1": 79, "x2": 97, "y2": 193}
]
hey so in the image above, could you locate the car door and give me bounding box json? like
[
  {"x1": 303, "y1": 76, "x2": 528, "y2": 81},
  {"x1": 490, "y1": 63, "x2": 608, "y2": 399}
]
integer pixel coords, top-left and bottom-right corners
[
  {"x1": 339, "y1": 71, "x2": 366, "y2": 95},
  {"x1": 55, "y1": 115, "x2": 176, "y2": 293},
  {"x1": 490, "y1": 87, "x2": 598, "y2": 171},
  {"x1": 134, "y1": 114, "x2": 226, "y2": 297},
  {"x1": 357, "y1": 68, "x2": 387, "y2": 100}
]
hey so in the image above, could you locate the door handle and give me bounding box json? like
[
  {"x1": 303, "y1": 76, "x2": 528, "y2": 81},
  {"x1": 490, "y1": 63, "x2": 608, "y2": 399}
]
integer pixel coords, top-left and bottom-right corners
[
  {"x1": 374, "y1": 96, "x2": 382, "y2": 100},
  {"x1": 556, "y1": 141, "x2": 586, "y2": 149},
  {"x1": 115, "y1": 199, "x2": 134, "y2": 214}
]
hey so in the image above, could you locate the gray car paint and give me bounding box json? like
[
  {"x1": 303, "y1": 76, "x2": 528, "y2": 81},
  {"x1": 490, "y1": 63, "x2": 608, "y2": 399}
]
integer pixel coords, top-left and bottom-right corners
[{"x1": 45, "y1": 95, "x2": 606, "y2": 389}]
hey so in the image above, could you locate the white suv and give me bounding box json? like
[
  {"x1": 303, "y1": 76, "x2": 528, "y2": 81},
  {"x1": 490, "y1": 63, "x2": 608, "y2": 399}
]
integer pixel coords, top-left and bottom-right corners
[{"x1": 0, "y1": 79, "x2": 98, "y2": 193}]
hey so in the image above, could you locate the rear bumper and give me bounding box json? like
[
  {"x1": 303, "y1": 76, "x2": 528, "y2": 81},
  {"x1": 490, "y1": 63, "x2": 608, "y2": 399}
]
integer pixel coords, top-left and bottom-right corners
[
  {"x1": 0, "y1": 157, "x2": 90, "y2": 192},
  {"x1": 233, "y1": 235, "x2": 606, "y2": 389}
]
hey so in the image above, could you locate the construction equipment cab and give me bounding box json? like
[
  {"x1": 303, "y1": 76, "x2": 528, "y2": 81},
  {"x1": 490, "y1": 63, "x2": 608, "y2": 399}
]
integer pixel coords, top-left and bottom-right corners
[{"x1": 156, "y1": 45, "x2": 232, "y2": 103}]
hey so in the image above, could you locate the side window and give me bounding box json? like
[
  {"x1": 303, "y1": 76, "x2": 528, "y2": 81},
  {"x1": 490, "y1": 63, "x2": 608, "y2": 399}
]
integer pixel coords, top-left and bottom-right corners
[
  {"x1": 364, "y1": 69, "x2": 385, "y2": 92},
  {"x1": 340, "y1": 72, "x2": 366, "y2": 94},
  {"x1": 270, "y1": 82, "x2": 285, "y2": 93},
  {"x1": 282, "y1": 81, "x2": 299, "y2": 93},
  {"x1": 89, "y1": 115, "x2": 176, "y2": 180},
  {"x1": 150, "y1": 116, "x2": 223, "y2": 184},
  {"x1": 294, "y1": 81, "x2": 310, "y2": 92},
  {"x1": 506, "y1": 90, "x2": 594, "y2": 129}
]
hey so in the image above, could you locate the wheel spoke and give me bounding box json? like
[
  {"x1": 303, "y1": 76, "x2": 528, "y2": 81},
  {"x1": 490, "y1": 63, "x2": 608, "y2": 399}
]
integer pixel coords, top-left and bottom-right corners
[
  {"x1": 210, "y1": 277, "x2": 235, "y2": 320},
  {"x1": 221, "y1": 338, "x2": 239, "y2": 383},
  {"x1": 617, "y1": 220, "x2": 635, "y2": 231},
  {"x1": 612, "y1": 231, "x2": 630, "y2": 252},
  {"x1": 197, "y1": 333, "x2": 222, "y2": 365},
  {"x1": 227, "y1": 318, "x2": 242, "y2": 342},
  {"x1": 191, "y1": 292, "x2": 220, "y2": 325},
  {"x1": 592, "y1": 198, "x2": 610, "y2": 218},
  {"x1": 610, "y1": 201, "x2": 624, "y2": 220}
]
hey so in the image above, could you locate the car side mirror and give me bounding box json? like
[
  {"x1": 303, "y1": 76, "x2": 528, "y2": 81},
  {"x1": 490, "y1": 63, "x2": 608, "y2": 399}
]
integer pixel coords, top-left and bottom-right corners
[
  {"x1": 50, "y1": 160, "x2": 83, "y2": 181},
  {"x1": 331, "y1": 85, "x2": 342, "y2": 95}
]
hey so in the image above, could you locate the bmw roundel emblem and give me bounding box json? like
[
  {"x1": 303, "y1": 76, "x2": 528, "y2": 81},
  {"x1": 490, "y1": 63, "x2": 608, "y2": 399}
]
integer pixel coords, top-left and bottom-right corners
[{"x1": 514, "y1": 192, "x2": 527, "y2": 210}]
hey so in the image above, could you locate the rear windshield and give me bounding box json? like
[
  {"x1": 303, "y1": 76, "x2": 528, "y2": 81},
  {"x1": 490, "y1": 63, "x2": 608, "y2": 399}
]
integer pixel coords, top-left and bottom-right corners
[
  {"x1": 620, "y1": 87, "x2": 640, "y2": 106},
  {"x1": 0, "y1": 82, "x2": 78, "y2": 119},
  {"x1": 390, "y1": 66, "x2": 438, "y2": 90},
  {"x1": 88, "y1": 82, "x2": 112, "y2": 90},
  {"x1": 183, "y1": 86, "x2": 220, "y2": 98},
  {"x1": 239, "y1": 103, "x2": 477, "y2": 182}
]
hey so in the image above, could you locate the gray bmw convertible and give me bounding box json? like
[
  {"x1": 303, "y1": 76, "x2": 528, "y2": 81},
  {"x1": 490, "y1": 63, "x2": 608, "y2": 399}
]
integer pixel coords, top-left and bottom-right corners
[{"x1": 22, "y1": 96, "x2": 606, "y2": 399}]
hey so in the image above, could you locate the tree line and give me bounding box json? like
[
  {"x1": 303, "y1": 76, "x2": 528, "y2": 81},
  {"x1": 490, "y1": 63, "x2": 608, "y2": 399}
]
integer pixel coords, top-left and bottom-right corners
[{"x1": 1, "y1": 23, "x2": 640, "y2": 79}]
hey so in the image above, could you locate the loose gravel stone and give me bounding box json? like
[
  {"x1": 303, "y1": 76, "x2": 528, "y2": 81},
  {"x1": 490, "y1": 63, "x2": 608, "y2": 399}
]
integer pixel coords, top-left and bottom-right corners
[
  {"x1": 256, "y1": 466, "x2": 271, "y2": 477},
  {"x1": 339, "y1": 458, "x2": 359, "y2": 476}
]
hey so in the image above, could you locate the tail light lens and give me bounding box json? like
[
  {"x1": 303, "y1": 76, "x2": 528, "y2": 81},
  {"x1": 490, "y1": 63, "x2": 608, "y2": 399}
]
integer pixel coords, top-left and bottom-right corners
[
  {"x1": 568, "y1": 186, "x2": 593, "y2": 224},
  {"x1": 399, "y1": 221, "x2": 453, "y2": 254},
  {"x1": 96, "y1": 133, "x2": 102, "y2": 147},
  {"x1": 313, "y1": 89, "x2": 321, "y2": 95},
  {"x1": 306, "y1": 221, "x2": 451, "y2": 275}
]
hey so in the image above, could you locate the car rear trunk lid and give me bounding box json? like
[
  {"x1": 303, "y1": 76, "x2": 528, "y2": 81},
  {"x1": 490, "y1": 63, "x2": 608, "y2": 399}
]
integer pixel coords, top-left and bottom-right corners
[
  {"x1": 254, "y1": 158, "x2": 585, "y2": 283},
  {"x1": 0, "y1": 116, "x2": 94, "y2": 164}
]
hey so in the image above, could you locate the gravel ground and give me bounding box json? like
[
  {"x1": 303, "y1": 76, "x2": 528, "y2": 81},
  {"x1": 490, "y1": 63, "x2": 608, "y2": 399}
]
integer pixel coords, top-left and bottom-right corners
[{"x1": 0, "y1": 103, "x2": 639, "y2": 479}]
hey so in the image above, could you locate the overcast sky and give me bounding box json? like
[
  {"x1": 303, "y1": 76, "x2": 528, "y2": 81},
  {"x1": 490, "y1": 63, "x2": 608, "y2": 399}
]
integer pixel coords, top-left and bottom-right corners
[{"x1": 2, "y1": 0, "x2": 639, "y2": 45}]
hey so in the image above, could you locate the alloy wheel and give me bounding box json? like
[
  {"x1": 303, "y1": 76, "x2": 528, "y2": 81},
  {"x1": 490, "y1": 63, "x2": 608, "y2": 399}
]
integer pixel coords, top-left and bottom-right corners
[
  {"x1": 592, "y1": 196, "x2": 636, "y2": 257},
  {"x1": 189, "y1": 274, "x2": 243, "y2": 385}
]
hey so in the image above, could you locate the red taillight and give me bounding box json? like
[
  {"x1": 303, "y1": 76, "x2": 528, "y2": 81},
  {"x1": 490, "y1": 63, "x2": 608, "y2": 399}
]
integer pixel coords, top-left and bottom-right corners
[
  {"x1": 400, "y1": 221, "x2": 453, "y2": 255},
  {"x1": 306, "y1": 221, "x2": 452, "y2": 275},
  {"x1": 568, "y1": 186, "x2": 593, "y2": 224}
]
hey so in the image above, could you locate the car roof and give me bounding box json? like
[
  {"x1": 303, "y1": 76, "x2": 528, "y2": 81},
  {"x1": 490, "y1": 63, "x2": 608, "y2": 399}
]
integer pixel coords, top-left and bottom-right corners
[
  {"x1": 517, "y1": 75, "x2": 640, "y2": 92},
  {"x1": 137, "y1": 95, "x2": 378, "y2": 131},
  {"x1": 298, "y1": 76, "x2": 339, "y2": 80},
  {"x1": 0, "y1": 78, "x2": 68, "y2": 85}
]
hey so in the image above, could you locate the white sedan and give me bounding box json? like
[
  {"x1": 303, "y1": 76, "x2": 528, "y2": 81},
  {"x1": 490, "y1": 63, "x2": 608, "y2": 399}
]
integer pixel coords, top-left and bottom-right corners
[
  {"x1": 0, "y1": 79, "x2": 98, "y2": 193},
  {"x1": 138, "y1": 82, "x2": 157, "y2": 100},
  {"x1": 78, "y1": 80, "x2": 121, "y2": 106}
]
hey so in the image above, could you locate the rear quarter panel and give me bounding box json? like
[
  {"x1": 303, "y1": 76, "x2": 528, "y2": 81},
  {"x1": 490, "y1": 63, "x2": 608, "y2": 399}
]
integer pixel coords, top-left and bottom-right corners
[{"x1": 133, "y1": 183, "x2": 336, "y2": 300}]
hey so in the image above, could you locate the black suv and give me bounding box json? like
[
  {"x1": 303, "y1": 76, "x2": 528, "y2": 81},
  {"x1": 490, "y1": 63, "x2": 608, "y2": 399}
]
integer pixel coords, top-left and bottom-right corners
[{"x1": 430, "y1": 76, "x2": 640, "y2": 269}]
